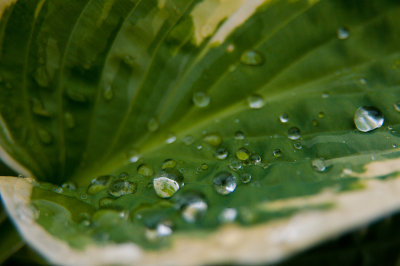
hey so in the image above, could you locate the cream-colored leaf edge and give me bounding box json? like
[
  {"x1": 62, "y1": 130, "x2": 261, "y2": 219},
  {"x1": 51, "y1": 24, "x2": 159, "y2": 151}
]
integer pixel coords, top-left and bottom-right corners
[{"x1": 2, "y1": 157, "x2": 400, "y2": 265}]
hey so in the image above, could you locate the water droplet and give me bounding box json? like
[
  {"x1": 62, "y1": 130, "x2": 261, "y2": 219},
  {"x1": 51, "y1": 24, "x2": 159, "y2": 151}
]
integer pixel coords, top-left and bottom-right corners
[
  {"x1": 156, "y1": 222, "x2": 173, "y2": 237},
  {"x1": 127, "y1": 149, "x2": 140, "y2": 163},
  {"x1": 148, "y1": 118, "x2": 159, "y2": 132},
  {"x1": 180, "y1": 194, "x2": 208, "y2": 223},
  {"x1": 229, "y1": 159, "x2": 243, "y2": 171},
  {"x1": 215, "y1": 148, "x2": 229, "y2": 160},
  {"x1": 288, "y1": 127, "x2": 301, "y2": 140},
  {"x1": 354, "y1": 106, "x2": 384, "y2": 132},
  {"x1": 123, "y1": 55, "x2": 135, "y2": 66},
  {"x1": 360, "y1": 78, "x2": 367, "y2": 85},
  {"x1": 234, "y1": 131, "x2": 245, "y2": 140},
  {"x1": 226, "y1": 44, "x2": 235, "y2": 53},
  {"x1": 294, "y1": 142, "x2": 303, "y2": 150},
  {"x1": 240, "y1": 50, "x2": 264, "y2": 66},
  {"x1": 203, "y1": 133, "x2": 222, "y2": 146},
  {"x1": 249, "y1": 153, "x2": 262, "y2": 165},
  {"x1": 37, "y1": 128, "x2": 53, "y2": 145},
  {"x1": 103, "y1": 84, "x2": 113, "y2": 101},
  {"x1": 236, "y1": 147, "x2": 250, "y2": 161},
  {"x1": 312, "y1": 158, "x2": 327, "y2": 172},
  {"x1": 273, "y1": 149, "x2": 282, "y2": 158},
  {"x1": 280, "y1": 113, "x2": 289, "y2": 123},
  {"x1": 213, "y1": 172, "x2": 237, "y2": 195},
  {"x1": 87, "y1": 175, "x2": 114, "y2": 195},
  {"x1": 65, "y1": 89, "x2": 87, "y2": 103},
  {"x1": 192, "y1": 91, "x2": 210, "y2": 108},
  {"x1": 137, "y1": 164, "x2": 154, "y2": 177},
  {"x1": 318, "y1": 112, "x2": 325, "y2": 119},
  {"x1": 201, "y1": 163, "x2": 209, "y2": 170},
  {"x1": 219, "y1": 208, "x2": 237, "y2": 223},
  {"x1": 109, "y1": 180, "x2": 137, "y2": 198},
  {"x1": 153, "y1": 169, "x2": 183, "y2": 198},
  {"x1": 240, "y1": 173, "x2": 252, "y2": 184},
  {"x1": 166, "y1": 134, "x2": 177, "y2": 144},
  {"x1": 183, "y1": 135, "x2": 194, "y2": 145},
  {"x1": 99, "y1": 197, "x2": 115, "y2": 208},
  {"x1": 32, "y1": 98, "x2": 51, "y2": 117},
  {"x1": 312, "y1": 119, "x2": 319, "y2": 127},
  {"x1": 64, "y1": 112, "x2": 75, "y2": 129},
  {"x1": 393, "y1": 103, "x2": 400, "y2": 112},
  {"x1": 247, "y1": 94, "x2": 264, "y2": 109},
  {"x1": 337, "y1": 27, "x2": 350, "y2": 40},
  {"x1": 162, "y1": 159, "x2": 177, "y2": 169},
  {"x1": 119, "y1": 172, "x2": 129, "y2": 180},
  {"x1": 61, "y1": 182, "x2": 76, "y2": 191}
]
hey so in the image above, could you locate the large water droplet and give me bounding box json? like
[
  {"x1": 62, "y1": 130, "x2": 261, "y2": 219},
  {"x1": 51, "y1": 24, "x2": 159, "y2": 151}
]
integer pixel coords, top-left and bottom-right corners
[
  {"x1": 37, "y1": 128, "x2": 53, "y2": 145},
  {"x1": 87, "y1": 175, "x2": 114, "y2": 195},
  {"x1": 148, "y1": 118, "x2": 159, "y2": 132},
  {"x1": 203, "y1": 133, "x2": 222, "y2": 146},
  {"x1": 354, "y1": 106, "x2": 384, "y2": 132},
  {"x1": 153, "y1": 169, "x2": 183, "y2": 198},
  {"x1": 215, "y1": 147, "x2": 229, "y2": 160},
  {"x1": 240, "y1": 50, "x2": 264, "y2": 66},
  {"x1": 247, "y1": 94, "x2": 264, "y2": 109},
  {"x1": 64, "y1": 112, "x2": 75, "y2": 129},
  {"x1": 137, "y1": 164, "x2": 154, "y2": 176},
  {"x1": 109, "y1": 180, "x2": 137, "y2": 197},
  {"x1": 279, "y1": 113, "x2": 289, "y2": 123},
  {"x1": 287, "y1": 127, "x2": 301, "y2": 140},
  {"x1": 219, "y1": 208, "x2": 237, "y2": 223},
  {"x1": 213, "y1": 171, "x2": 237, "y2": 195},
  {"x1": 312, "y1": 158, "x2": 327, "y2": 172},
  {"x1": 180, "y1": 194, "x2": 208, "y2": 223},
  {"x1": 192, "y1": 91, "x2": 210, "y2": 108},
  {"x1": 236, "y1": 147, "x2": 250, "y2": 161},
  {"x1": 103, "y1": 84, "x2": 113, "y2": 101},
  {"x1": 337, "y1": 27, "x2": 350, "y2": 40}
]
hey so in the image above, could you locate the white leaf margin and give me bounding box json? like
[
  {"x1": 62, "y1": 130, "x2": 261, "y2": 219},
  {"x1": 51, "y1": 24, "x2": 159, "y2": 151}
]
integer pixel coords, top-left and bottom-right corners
[{"x1": 2, "y1": 158, "x2": 400, "y2": 265}]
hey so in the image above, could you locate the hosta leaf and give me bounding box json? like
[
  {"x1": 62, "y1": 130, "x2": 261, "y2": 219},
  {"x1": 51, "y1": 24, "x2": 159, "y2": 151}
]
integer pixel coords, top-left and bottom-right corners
[{"x1": 1, "y1": 0, "x2": 400, "y2": 264}]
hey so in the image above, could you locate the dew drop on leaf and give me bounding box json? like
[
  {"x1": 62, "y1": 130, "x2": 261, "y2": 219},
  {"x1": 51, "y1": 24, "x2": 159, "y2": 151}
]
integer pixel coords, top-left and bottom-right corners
[
  {"x1": 354, "y1": 106, "x2": 384, "y2": 132},
  {"x1": 61, "y1": 182, "x2": 76, "y2": 191},
  {"x1": 147, "y1": 118, "x2": 159, "y2": 132},
  {"x1": 103, "y1": 84, "x2": 113, "y2": 101},
  {"x1": 226, "y1": 44, "x2": 235, "y2": 53},
  {"x1": 87, "y1": 175, "x2": 114, "y2": 195},
  {"x1": 240, "y1": 172, "x2": 252, "y2": 184},
  {"x1": 166, "y1": 134, "x2": 177, "y2": 144},
  {"x1": 192, "y1": 91, "x2": 210, "y2": 108},
  {"x1": 203, "y1": 133, "x2": 222, "y2": 146},
  {"x1": 65, "y1": 88, "x2": 88, "y2": 103},
  {"x1": 247, "y1": 94, "x2": 264, "y2": 109},
  {"x1": 273, "y1": 149, "x2": 282, "y2": 158},
  {"x1": 318, "y1": 112, "x2": 325, "y2": 119},
  {"x1": 183, "y1": 135, "x2": 194, "y2": 145},
  {"x1": 393, "y1": 102, "x2": 400, "y2": 112},
  {"x1": 64, "y1": 112, "x2": 75, "y2": 129},
  {"x1": 213, "y1": 171, "x2": 237, "y2": 195},
  {"x1": 229, "y1": 159, "x2": 243, "y2": 171},
  {"x1": 162, "y1": 159, "x2": 177, "y2": 169},
  {"x1": 249, "y1": 153, "x2": 262, "y2": 165},
  {"x1": 236, "y1": 147, "x2": 250, "y2": 161},
  {"x1": 287, "y1": 127, "x2": 301, "y2": 140},
  {"x1": 294, "y1": 142, "x2": 303, "y2": 150},
  {"x1": 337, "y1": 27, "x2": 350, "y2": 40},
  {"x1": 137, "y1": 164, "x2": 154, "y2": 177},
  {"x1": 279, "y1": 113, "x2": 289, "y2": 123},
  {"x1": 312, "y1": 158, "x2": 327, "y2": 172},
  {"x1": 153, "y1": 169, "x2": 183, "y2": 198},
  {"x1": 219, "y1": 208, "x2": 238, "y2": 223},
  {"x1": 240, "y1": 50, "x2": 264, "y2": 66},
  {"x1": 234, "y1": 131, "x2": 245, "y2": 140},
  {"x1": 201, "y1": 163, "x2": 209, "y2": 170},
  {"x1": 99, "y1": 197, "x2": 115, "y2": 208},
  {"x1": 109, "y1": 180, "x2": 137, "y2": 198},
  {"x1": 180, "y1": 194, "x2": 208, "y2": 223},
  {"x1": 37, "y1": 128, "x2": 53, "y2": 145},
  {"x1": 215, "y1": 147, "x2": 229, "y2": 160}
]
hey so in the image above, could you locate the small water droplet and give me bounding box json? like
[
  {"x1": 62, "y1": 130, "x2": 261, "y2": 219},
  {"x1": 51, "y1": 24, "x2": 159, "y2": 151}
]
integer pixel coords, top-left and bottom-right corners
[
  {"x1": 279, "y1": 113, "x2": 289, "y2": 123},
  {"x1": 240, "y1": 172, "x2": 252, "y2": 184},
  {"x1": 192, "y1": 91, "x2": 210, "y2": 108},
  {"x1": 393, "y1": 144, "x2": 398, "y2": 149},
  {"x1": 240, "y1": 50, "x2": 264, "y2": 66},
  {"x1": 137, "y1": 164, "x2": 154, "y2": 177},
  {"x1": 318, "y1": 112, "x2": 325, "y2": 119},
  {"x1": 337, "y1": 27, "x2": 350, "y2": 40},
  {"x1": 103, "y1": 84, "x2": 113, "y2": 101},
  {"x1": 183, "y1": 135, "x2": 194, "y2": 145},
  {"x1": 322, "y1": 92, "x2": 330, "y2": 98},
  {"x1": 109, "y1": 180, "x2": 137, "y2": 198},
  {"x1": 99, "y1": 197, "x2": 115, "y2": 208},
  {"x1": 312, "y1": 119, "x2": 319, "y2": 127},
  {"x1": 236, "y1": 147, "x2": 250, "y2": 161},
  {"x1": 273, "y1": 149, "x2": 282, "y2": 158},
  {"x1": 166, "y1": 134, "x2": 177, "y2": 144},
  {"x1": 123, "y1": 55, "x2": 135, "y2": 66},
  {"x1": 360, "y1": 78, "x2": 367, "y2": 85},
  {"x1": 65, "y1": 89, "x2": 87, "y2": 103},
  {"x1": 162, "y1": 159, "x2": 177, "y2": 169},
  {"x1": 127, "y1": 149, "x2": 140, "y2": 163},
  {"x1": 61, "y1": 182, "x2": 76, "y2": 191},
  {"x1": 37, "y1": 128, "x2": 53, "y2": 145},
  {"x1": 234, "y1": 131, "x2": 245, "y2": 140},
  {"x1": 294, "y1": 142, "x2": 303, "y2": 150},
  {"x1": 219, "y1": 208, "x2": 237, "y2": 223},
  {"x1": 393, "y1": 102, "x2": 400, "y2": 112},
  {"x1": 213, "y1": 171, "x2": 237, "y2": 195},
  {"x1": 215, "y1": 148, "x2": 229, "y2": 160},
  {"x1": 312, "y1": 158, "x2": 327, "y2": 172},
  {"x1": 32, "y1": 98, "x2": 51, "y2": 117},
  {"x1": 247, "y1": 94, "x2": 264, "y2": 109},
  {"x1": 180, "y1": 194, "x2": 208, "y2": 223},
  {"x1": 354, "y1": 106, "x2": 384, "y2": 132},
  {"x1": 229, "y1": 159, "x2": 243, "y2": 171},
  {"x1": 203, "y1": 133, "x2": 222, "y2": 146},
  {"x1": 200, "y1": 163, "x2": 209, "y2": 170},
  {"x1": 153, "y1": 169, "x2": 183, "y2": 198},
  {"x1": 148, "y1": 118, "x2": 159, "y2": 132},
  {"x1": 249, "y1": 153, "x2": 262, "y2": 165},
  {"x1": 119, "y1": 172, "x2": 129, "y2": 180},
  {"x1": 64, "y1": 112, "x2": 75, "y2": 129},
  {"x1": 288, "y1": 127, "x2": 301, "y2": 140},
  {"x1": 87, "y1": 175, "x2": 114, "y2": 195},
  {"x1": 226, "y1": 44, "x2": 235, "y2": 53}
]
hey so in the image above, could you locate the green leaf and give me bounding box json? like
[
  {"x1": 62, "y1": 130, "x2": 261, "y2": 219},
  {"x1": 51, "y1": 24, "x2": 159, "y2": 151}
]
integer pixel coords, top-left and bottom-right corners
[{"x1": 1, "y1": 0, "x2": 400, "y2": 264}]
